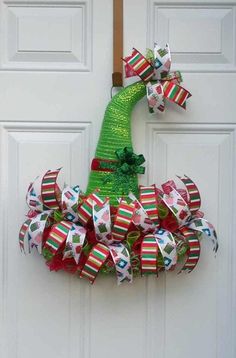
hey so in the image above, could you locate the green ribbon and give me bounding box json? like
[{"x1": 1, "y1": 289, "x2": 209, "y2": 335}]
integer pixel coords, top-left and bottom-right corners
[
  {"x1": 115, "y1": 147, "x2": 145, "y2": 175},
  {"x1": 103, "y1": 147, "x2": 145, "y2": 194}
]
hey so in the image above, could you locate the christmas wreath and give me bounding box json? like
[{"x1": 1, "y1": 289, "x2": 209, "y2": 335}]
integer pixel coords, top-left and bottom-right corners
[{"x1": 19, "y1": 44, "x2": 218, "y2": 284}]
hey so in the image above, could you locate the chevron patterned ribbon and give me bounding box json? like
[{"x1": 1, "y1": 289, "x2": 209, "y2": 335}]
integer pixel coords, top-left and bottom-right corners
[{"x1": 123, "y1": 43, "x2": 192, "y2": 113}]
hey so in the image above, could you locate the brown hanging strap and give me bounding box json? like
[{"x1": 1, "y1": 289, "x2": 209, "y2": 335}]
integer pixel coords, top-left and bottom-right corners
[{"x1": 112, "y1": 0, "x2": 123, "y2": 88}]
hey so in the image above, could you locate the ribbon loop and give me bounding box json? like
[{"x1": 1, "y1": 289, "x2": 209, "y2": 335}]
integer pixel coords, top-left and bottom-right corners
[
  {"x1": 80, "y1": 243, "x2": 110, "y2": 283},
  {"x1": 154, "y1": 228, "x2": 177, "y2": 270},
  {"x1": 123, "y1": 43, "x2": 192, "y2": 113},
  {"x1": 179, "y1": 227, "x2": 201, "y2": 273},
  {"x1": 141, "y1": 234, "x2": 158, "y2": 275},
  {"x1": 109, "y1": 243, "x2": 132, "y2": 284},
  {"x1": 61, "y1": 185, "x2": 80, "y2": 222}
]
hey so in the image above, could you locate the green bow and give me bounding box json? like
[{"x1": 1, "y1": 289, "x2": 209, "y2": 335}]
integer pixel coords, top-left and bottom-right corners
[
  {"x1": 103, "y1": 147, "x2": 145, "y2": 194},
  {"x1": 115, "y1": 147, "x2": 145, "y2": 175}
]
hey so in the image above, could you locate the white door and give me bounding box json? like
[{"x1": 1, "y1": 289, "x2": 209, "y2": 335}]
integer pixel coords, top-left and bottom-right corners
[{"x1": 1, "y1": 0, "x2": 235, "y2": 357}]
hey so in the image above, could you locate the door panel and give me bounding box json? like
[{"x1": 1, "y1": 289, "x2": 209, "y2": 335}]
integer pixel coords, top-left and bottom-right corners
[{"x1": 0, "y1": 0, "x2": 235, "y2": 357}]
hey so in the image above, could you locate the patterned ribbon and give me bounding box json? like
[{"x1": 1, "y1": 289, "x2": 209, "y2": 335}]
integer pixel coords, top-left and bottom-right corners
[
  {"x1": 154, "y1": 228, "x2": 177, "y2": 270},
  {"x1": 130, "y1": 189, "x2": 177, "y2": 273},
  {"x1": 179, "y1": 227, "x2": 201, "y2": 273},
  {"x1": 41, "y1": 169, "x2": 61, "y2": 210},
  {"x1": 160, "y1": 176, "x2": 218, "y2": 272},
  {"x1": 80, "y1": 196, "x2": 135, "y2": 284},
  {"x1": 161, "y1": 187, "x2": 192, "y2": 227},
  {"x1": 129, "y1": 193, "x2": 156, "y2": 234},
  {"x1": 19, "y1": 168, "x2": 86, "y2": 264},
  {"x1": 20, "y1": 169, "x2": 218, "y2": 281},
  {"x1": 177, "y1": 175, "x2": 201, "y2": 214},
  {"x1": 140, "y1": 235, "x2": 158, "y2": 275},
  {"x1": 80, "y1": 243, "x2": 110, "y2": 283},
  {"x1": 139, "y1": 185, "x2": 159, "y2": 226},
  {"x1": 123, "y1": 43, "x2": 192, "y2": 113}
]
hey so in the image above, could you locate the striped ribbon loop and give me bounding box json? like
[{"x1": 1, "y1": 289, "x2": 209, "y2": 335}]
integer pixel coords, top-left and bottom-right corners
[
  {"x1": 44, "y1": 220, "x2": 73, "y2": 255},
  {"x1": 180, "y1": 227, "x2": 200, "y2": 273},
  {"x1": 112, "y1": 200, "x2": 135, "y2": 241},
  {"x1": 141, "y1": 235, "x2": 158, "y2": 275},
  {"x1": 139, "y1": 185, "x2": 160, "y2": 226},
  {"x1": 177, "y1": 175, "x2": 201, "y2": 214},
  {"x1": 162, "y1": 81, "x2": 191, "y2": 110},
  {"x1": 41, "y1": 169, "x2": 61, "y2": 210},
  {"x1": 19, "y1": 218, "x2": 32, "y2": 252},
  {"x1": 154, "y1": 229, "x2": 177, "y2": 270},
  {"x1": 80, "y1": 243, "x2": 110, "y2": 283},
  {"x1": 123, "y1": 48, "x2": 154, "y2": 82},
  {"x1": 77, "y1": 190, "x2": 103, "y2": 225}
]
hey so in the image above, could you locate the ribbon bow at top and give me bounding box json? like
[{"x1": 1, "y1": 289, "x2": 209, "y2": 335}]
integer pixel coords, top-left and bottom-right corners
[{"x1": 123, "y1": 43, "x2": 192, "y2": 113}]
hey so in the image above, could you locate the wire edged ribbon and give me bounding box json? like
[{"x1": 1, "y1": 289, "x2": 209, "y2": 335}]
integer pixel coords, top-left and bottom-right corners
[
  {"x1": 19, "y1": 169, "x2": 218, "y2": 284},
  {"x1": 19, "y1": 169, "x2": 86, "y2": 264},
  {"x1": 80, "y1": 195, "x2": 135, "y2": 284},
  {"x1": 123, "y1": 43, "x2": 192, "y2": 113}
]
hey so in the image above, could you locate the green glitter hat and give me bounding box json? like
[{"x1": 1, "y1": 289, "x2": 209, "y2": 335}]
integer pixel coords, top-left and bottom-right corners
[{"x1": 86, "y1": 82, "x2": 146, "y2": 205}]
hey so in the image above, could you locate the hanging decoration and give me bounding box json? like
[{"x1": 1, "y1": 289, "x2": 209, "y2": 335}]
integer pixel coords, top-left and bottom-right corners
[
  {"x1": 19, "y1": 43, "x2": 218, "y2": 285},
  {"x1": 123, "y1": 43, "x2": 191, "y2": 113}
]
